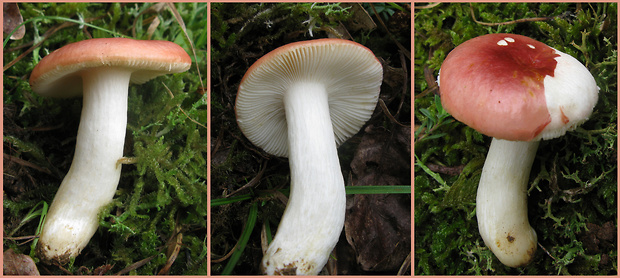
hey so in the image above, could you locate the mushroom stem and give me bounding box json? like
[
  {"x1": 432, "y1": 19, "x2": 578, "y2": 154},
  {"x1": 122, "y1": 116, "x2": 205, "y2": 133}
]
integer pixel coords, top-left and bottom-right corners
[
  {"x1": 261, "y1": 82, "x2": 346, "y2": 275},
  {"x1": 37, "y1": 68, "x2": 132, "y2": 263},
  {"x1": 476, "y1": 138, "x2": 539, "y2": 267}
]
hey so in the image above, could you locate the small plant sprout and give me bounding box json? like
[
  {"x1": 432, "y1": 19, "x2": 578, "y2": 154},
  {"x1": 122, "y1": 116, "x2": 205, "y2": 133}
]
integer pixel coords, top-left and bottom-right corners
[
  {"x1": 438, "y1": 34, "x2": 598, "y2": 267},
  {"x1": 29, "y1": 38, "x2": 191, "y2": 264},
  {"x1": 236, "y1": 39, "x2": 382, "y2": 275}
]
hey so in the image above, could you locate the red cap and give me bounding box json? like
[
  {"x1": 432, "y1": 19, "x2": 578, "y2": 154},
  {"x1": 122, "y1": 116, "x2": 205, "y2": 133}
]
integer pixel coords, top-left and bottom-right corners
[{"x1": 439, "y1": 33, "x2": 598, "y2": 141}]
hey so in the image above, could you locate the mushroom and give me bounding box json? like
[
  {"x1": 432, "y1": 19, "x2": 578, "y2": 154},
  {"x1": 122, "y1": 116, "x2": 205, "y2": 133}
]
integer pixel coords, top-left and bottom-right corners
[
  {"x1": 438, "y1": 33, "x2": 598, "y2": 267},
  {"x1": 29, "y1": 38, "x2": 191, "y2": 264},
  {"x1": 236, "y1": 38, "x2": 383, "y2": 275}
]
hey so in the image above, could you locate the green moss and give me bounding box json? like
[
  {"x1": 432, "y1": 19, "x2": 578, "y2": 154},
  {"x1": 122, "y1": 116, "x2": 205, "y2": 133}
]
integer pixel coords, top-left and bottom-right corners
[{"x1": 415, "y1": 3, "x2": 617, "y2": 275}]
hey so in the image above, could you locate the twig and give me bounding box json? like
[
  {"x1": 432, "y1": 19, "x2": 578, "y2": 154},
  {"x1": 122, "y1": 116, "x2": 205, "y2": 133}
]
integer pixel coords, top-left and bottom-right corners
[
  {"x1": 414, "y1": 3, "x2": 441, "y2": 10},
  {"x1": 225, "y1": 160, "x2": 268, "y2": 197},
  {"x1": 115, "y1": 255, "x2": 158, "y2": 275},
  {"x1": 395, "y1": 50, "x2": 408, "y2": 118},
  {"x1": 397, "y1": 252, "x2": 411, "y2": 275},
  {"x1": 538, "y1": 242, "x2": 557, "y2": 261},
  {"x1": 211, "y1": 241, "x2": 238, "y2": 264},
  {"x1": 369, "y1": 3, "x2": 411, "y2": 60},
  {"x1": 166, "y1": 3, "x2": 205, "y2": 91},
  {"x1": 162, "y1": 83, "x2": 207, "y2": 129},
  {"x1": 158, "y1": 224, "x2": 184, "y2": 275},
  {"x1": 3, "y1": 235, "x2": 38, "y2": 246},
  {"x1": 379, "y1": 99, "x2": 407, "y2": 127},
  {"x1": 470, "y1": 3, "x2": 559, "y2": 26},
  {"x1": 3, "y1": 15, "x2": 105, "y2": 72},
  {"x1": 3, "y1": 153, "x2": 52, "y2": 175}
]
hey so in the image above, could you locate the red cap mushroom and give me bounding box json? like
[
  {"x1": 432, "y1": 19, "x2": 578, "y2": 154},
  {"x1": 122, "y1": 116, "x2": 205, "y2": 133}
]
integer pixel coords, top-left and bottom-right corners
[
  {"x1": 236, "y1": 38, "x2": 383, "y2": 275},
  {"x1": 438, "y1": 33, "x2": 598, "y2": 267},
  {"x1": 29, "y1": 38, "x2": 191, "y2": 264}
]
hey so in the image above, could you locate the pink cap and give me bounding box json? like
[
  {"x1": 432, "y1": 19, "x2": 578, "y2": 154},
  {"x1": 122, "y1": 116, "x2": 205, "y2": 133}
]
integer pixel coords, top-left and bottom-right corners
[
  {"x1": 439, "y1": 33, "x2": 598, "y2": 141},
  {"x1": 30, "y1": 38, "x2": 191, "y2": 98}
]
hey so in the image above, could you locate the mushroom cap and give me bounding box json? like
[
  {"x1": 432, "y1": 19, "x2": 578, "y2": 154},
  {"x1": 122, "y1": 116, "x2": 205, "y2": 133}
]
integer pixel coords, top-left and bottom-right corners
[
  {"x1": 439, "y1": 33, "x2": 598, "y2": 141},
  {"x1": 29, "y1": 38, "x2": 192, "y2": 97},
  {"x1": 236, "y1": 38, "x2": 383, "y2": 157}
]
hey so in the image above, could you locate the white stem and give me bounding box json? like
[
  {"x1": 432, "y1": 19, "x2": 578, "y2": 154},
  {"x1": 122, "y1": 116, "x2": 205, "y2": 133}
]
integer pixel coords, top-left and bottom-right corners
[
  {"x1": 37, "y1": 68, "x2": 131, "y2": 263},
  {"x1": 476, "y1": 138, "x2": 539, "y2": 267},
  {"x1": 261, "y1": 82, "x2": 346, "y2": 275}
]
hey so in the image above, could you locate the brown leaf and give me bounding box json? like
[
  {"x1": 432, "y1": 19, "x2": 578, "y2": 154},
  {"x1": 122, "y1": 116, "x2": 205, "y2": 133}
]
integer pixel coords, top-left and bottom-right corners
[
  {"x1": 581, "y1": 221, "x2": 616, "y2": 255},
  {"x1": 345, "y1": 194, "x2": 411, "y2": 272},
  {"x1": 350, "y1": 124, "x2": 411, "y2": 185},
  {"x1": 345, "y1": 125, "x2": 411, "y2": 272},
  {"x1": 3, "y1": 249, "x2": 40, "y2": 276},
  {"x1": 3, "y1": 3, "x2": 25, "y2": 40},
  {"x1": 341, "y1": 3, "x2": 376, "y2": 32}
]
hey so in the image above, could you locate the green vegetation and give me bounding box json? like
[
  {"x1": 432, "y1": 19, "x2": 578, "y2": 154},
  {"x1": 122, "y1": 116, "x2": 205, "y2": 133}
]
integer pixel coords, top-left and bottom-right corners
[
  {"x1": 211, "y1": 3, "x2": 411, "y2": 275},
  {"x1": 415, "y1": 3, "x2": 617, "y2": 275},
  {"x1": 3, "y1": 3, "x2": 206, "y2": 275}
]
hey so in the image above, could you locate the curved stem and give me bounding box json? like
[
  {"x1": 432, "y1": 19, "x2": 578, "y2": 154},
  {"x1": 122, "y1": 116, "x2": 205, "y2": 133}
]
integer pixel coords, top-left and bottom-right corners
[
  {"x1": 261, "y1": 82, "x2": 346, "y2": 275},
  {"x1": 37, "y1": 68, "x2": 131, "y2": 264},
  {"x1": 476, "y1": 138, "x2": 539, "y2": 267}
]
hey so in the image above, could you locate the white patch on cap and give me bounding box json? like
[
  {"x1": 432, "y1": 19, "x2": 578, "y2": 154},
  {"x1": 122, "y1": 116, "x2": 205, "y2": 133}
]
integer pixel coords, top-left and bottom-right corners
[
  {"x1": 538, "y1": 51, "x2": 599, "y2": 140},
  {"x1": 497, "y1": 37, "x2": 516, "y2": 46},
  {"x1": 527, "y1": 44, "x2": 536, "y2": 49}
]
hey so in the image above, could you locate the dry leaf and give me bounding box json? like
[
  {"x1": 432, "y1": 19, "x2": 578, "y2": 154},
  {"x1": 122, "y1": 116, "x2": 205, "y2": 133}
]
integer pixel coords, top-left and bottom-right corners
[
  {"x1": 345, "y1": 125, "x2": 411, "y2": 272},
  {"x1": 342, "y1": 3, "x2": 377, "y2": 32},
  {"x1": 3, "y1": 249, "x2": 40, "y2": 276},
  {"x1": 3, "y1": 3, "x2": 26, "y2": 40}
]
